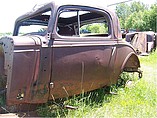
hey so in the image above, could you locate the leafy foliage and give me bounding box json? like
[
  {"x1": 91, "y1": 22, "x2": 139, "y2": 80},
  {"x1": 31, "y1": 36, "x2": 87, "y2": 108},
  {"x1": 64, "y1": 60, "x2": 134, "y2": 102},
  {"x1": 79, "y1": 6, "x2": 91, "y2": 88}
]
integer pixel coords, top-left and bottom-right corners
[
  {"x1": 130, "y1": 1, "x2": 148, "y2": 13},
  {"x1": 81, "y1": 23, "x2": 108, "y2": 34},
  {"x1": 116, "y1": 3, "x2": 131, "y2": 28},
  {"x1": 125, "y1": 11, "x2": 145, "y2": 30},
  {"x1": 116, "y1": 1, "x2": 157, "y2": 32}
]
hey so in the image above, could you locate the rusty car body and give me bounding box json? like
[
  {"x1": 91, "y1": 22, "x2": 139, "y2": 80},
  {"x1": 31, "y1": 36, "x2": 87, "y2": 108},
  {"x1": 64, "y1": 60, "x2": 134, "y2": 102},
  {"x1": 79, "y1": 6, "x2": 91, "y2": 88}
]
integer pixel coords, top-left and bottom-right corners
[
  {"x1": 0, "y1": 1, "x2": 141, "y2": 106},
  {"x1": 126, "y1": 31, "x2": 157, "y2": 55}
]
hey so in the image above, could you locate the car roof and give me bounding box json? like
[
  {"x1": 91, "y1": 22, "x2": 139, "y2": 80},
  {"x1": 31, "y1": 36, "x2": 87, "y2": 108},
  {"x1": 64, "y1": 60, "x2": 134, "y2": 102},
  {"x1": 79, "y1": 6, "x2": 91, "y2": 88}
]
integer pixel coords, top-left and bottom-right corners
[
  {"x1": 14, "y1": 1, "x2": 122, "y2": 39},
  {"x1": 15, "y1": 1, "x2": 115, "y2": 22}
]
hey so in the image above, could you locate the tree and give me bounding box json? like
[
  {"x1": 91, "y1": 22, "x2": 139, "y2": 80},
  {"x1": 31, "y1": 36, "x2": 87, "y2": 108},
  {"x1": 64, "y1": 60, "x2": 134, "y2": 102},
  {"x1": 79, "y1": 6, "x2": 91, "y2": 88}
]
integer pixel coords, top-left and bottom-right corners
[
  {"x1": 133, "y1": 3, "x2": 157, "y2": 32},
  {"x1": 125, "y1": 11, "x2": 145, "y2": 31},
  {"x1": 115, "y1": 3, "x2": 131, "y2": 29},
  {"x1": 130, "y1": 1, "x2": 148, "y2": 13},
  {"x1": 148, "y1": 4, "x2": 157, "y2": 32},
  {"x1": 116, "y1": 1, "x2": 157, "y2": 32},
  {"x1": 81, "y1": 23, "x2": 108, "y2": 33}
]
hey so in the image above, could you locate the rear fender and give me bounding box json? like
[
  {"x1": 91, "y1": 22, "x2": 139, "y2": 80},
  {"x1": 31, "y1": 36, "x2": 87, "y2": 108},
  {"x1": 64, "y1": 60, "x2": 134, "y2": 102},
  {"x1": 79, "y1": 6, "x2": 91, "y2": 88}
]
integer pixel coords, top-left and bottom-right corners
[{"x1": 121, "y1": 52, "x2": 141, "y2": 73}]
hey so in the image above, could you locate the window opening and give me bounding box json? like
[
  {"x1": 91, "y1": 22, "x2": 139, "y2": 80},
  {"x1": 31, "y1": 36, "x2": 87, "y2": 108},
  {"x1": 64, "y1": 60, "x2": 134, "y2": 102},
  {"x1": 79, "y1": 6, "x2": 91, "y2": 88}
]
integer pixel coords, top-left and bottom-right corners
[
  {"x1": 16, "y1": 10, "x2": 51, "y2": 36},
  {"x1": 57, "y1": 9, "x2": 110, "y2": 37}
]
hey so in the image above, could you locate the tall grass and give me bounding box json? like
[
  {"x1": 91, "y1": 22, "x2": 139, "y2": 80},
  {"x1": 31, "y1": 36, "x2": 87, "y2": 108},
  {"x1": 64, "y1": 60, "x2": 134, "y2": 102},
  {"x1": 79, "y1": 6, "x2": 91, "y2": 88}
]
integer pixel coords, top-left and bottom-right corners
[{"x1": 36, "y1": 50, "x2": 157, "y2": 117}]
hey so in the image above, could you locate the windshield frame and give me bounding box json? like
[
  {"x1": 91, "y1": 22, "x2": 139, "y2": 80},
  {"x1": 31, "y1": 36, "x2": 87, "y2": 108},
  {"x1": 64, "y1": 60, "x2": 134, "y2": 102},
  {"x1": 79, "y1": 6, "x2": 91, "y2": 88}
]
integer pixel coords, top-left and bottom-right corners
[{"x1": 13, "y1": 5, "x2": 53, "y2": 36}]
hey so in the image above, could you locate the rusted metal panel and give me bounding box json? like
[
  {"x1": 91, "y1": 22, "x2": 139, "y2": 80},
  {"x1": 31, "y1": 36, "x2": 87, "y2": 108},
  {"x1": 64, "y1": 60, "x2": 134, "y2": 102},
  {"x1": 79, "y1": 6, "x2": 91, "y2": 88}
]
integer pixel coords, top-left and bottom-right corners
[
  {"x1": 131, "y1": 33, "x2": 147, "y2": 53},
  {"x1": 30, "y1": 47, "x2": 52, "y2": 103},
  {"x1": 0, "y1": 1, "x2": 142, "y2": 106},
  {"x1": 126, "y1": 32, "x2": 156, "y2": 54},
  {"x1": 50, "y1": 44, "x2": 114, "y2": 99},
  {"x1": 0, "y1": 37, "x2": 44, "y2": 105},
  {"x1": 0, "y1": 47, "x2": 4, "y2": 66}
]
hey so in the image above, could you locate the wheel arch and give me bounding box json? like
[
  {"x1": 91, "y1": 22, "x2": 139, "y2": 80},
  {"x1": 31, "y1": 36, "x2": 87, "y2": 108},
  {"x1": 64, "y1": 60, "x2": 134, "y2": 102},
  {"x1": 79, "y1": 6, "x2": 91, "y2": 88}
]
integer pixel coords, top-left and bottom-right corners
[{"x1": 121, "y1": 52, "x2": 140, "y2": 72}]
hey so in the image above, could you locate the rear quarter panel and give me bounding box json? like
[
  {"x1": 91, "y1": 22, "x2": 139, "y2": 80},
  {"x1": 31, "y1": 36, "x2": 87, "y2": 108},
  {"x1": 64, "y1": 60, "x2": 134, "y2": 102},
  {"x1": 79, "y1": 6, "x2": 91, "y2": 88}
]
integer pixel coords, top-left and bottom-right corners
[{"x1": 114, "y1": 40, "x2": 140, "y2": 76}]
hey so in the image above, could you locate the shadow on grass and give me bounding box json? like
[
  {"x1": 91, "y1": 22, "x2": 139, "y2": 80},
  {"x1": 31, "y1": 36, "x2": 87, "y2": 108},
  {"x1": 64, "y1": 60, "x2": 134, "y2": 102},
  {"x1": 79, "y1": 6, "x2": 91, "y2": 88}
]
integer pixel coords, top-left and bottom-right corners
[
  {"x1": 37, "y1": 72, "x2": 136, "y2": 117},
  {"x1": 37, "y1": 87, "x2": 114, "y2": 117}
]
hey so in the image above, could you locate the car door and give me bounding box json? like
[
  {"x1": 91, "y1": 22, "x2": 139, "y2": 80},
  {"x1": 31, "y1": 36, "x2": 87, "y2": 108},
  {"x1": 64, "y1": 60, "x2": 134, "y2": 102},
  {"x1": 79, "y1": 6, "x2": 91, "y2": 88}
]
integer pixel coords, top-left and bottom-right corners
[
  {"x1": 49, "y1": 6, "x2": 117, "y2": 100},
  {"x1": 5, "y1": 8, "x2": 53, "y2": 105}
]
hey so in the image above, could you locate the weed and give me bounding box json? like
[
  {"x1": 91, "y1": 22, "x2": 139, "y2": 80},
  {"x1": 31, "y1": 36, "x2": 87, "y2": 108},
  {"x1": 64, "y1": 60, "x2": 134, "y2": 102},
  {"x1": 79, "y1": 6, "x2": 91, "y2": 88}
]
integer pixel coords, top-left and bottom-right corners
[
  {"x1": 37, "y1": 50, "x2": 157, "y2": 117},
  {"x1": 0, "y1": 76, "x2": 6, "y2": 107}
]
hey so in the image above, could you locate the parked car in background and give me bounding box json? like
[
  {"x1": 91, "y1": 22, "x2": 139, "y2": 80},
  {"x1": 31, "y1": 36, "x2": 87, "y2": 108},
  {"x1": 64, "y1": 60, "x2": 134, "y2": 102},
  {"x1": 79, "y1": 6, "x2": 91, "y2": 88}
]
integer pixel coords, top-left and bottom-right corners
[
  {"x1": 0, "y1": 1, "x2": 142, "y2": 106},
  {"x1": 126, "y1": 31, "x2": 156, "y2": 55}
]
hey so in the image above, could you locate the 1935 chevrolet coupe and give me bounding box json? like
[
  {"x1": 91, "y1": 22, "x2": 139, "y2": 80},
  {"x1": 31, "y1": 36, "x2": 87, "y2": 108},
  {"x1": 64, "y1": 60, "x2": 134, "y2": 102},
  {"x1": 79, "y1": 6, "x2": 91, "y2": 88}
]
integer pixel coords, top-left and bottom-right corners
[{"x1": 0, "y1": 1, "x2": 142, "y2": 106}]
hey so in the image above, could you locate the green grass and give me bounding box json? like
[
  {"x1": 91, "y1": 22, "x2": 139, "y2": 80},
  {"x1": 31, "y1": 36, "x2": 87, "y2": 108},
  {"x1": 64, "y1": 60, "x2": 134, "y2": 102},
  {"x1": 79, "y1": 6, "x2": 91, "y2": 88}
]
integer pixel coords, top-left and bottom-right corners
[{"x1": 37, "y1": 50, "x2": 157, "y2": 118}]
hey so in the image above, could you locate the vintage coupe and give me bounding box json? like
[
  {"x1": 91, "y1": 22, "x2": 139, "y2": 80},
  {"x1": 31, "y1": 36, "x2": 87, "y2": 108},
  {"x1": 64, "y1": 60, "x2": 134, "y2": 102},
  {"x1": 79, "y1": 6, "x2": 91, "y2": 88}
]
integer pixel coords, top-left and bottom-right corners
[
  {"x1": 0, "y1": 1, "x2": 142, "y2": 106},
  {"x1": 126, "y1": 31, "x2": 156, "y2": 55}
]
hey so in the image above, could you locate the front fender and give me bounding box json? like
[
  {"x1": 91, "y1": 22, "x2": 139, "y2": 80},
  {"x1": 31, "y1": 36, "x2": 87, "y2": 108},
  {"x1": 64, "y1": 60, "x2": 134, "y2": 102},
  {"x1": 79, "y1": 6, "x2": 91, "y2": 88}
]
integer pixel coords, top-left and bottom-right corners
[{"x1": 0, "y1": 36, "x2": 50, "y2": 105}]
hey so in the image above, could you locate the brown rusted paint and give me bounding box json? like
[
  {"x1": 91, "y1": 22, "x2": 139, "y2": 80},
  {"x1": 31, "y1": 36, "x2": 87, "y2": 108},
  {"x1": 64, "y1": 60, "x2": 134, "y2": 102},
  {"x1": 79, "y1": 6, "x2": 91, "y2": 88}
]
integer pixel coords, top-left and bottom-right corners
[
  {"x1": 50, "y1": 45, "x2": 114, "y2": 99},
  {"x1": 126, "y1": 31, "x2": 156, "y2": 54},
  {"x1": 0, "y1": 1, "x2": 141, "y2": 105},
  {"x1": 0, "y1": 46, "x2": 4, "y2": 76}
]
